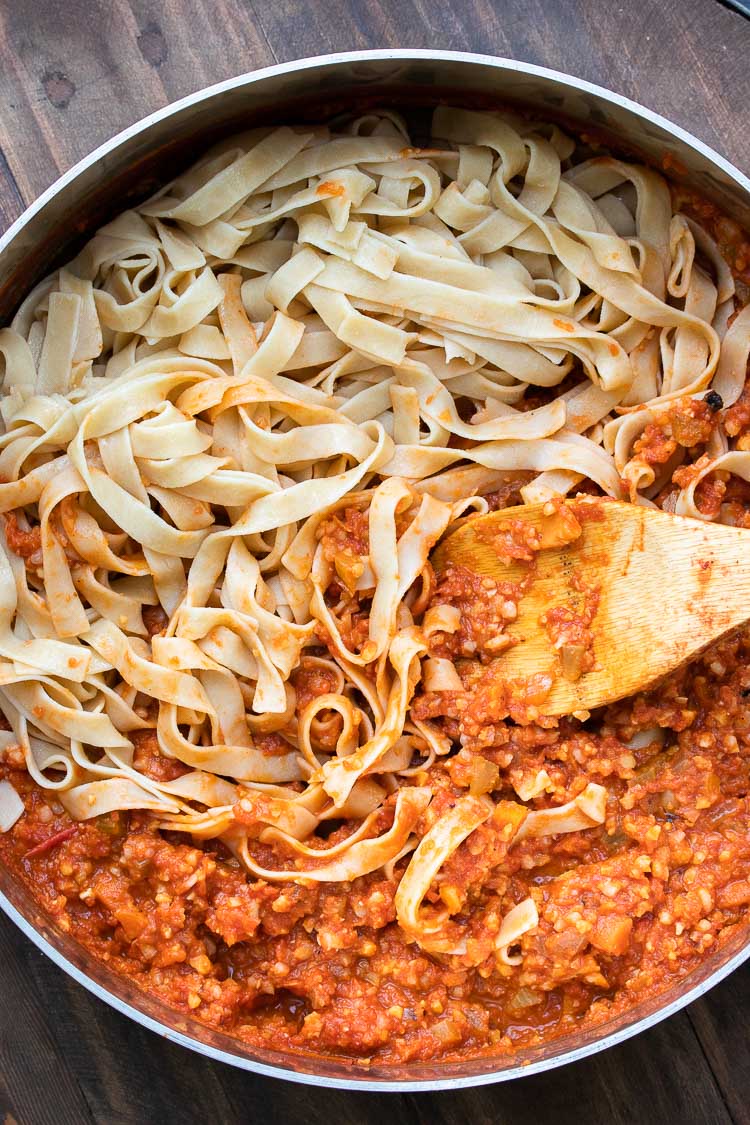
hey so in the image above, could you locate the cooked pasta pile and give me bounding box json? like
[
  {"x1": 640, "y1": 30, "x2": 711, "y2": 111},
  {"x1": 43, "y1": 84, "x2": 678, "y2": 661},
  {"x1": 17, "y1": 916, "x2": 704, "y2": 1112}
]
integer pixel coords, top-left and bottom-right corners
[{"x1": 0, "y1": 107, "x2": 748, "y2": 962}]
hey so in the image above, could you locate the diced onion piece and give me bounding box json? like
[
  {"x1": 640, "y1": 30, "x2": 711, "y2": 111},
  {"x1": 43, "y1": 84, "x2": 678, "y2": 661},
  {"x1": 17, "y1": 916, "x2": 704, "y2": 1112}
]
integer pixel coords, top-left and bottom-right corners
[
  {"x1": 537, "y1": 503, "x2": 582, "y2": 549},
  {"x1": 517, "y1": 782, "x2": 607, "y2": 841},
  {"x1": 432, "y1": 1019, "x2": 464, "y2": 1047},
  {"x1": 469, "y1": 755, "x2": 500, "y2": 797},
  {"x1": 497, "y1": 897, "x2": 539, "y2": 965},
  {"x1": 625, "y1": 727, "x2": 665, "y2": 750},
  {"x1": 509, "y1": 986, "x2": 544, "y2": 1009},
  {"x1": 513, "y1": 768, "x2": 552, "y2": 801},
  {"x1": 0, "y1": 780, "x2": 24, "y2": 832},
  {"x1": 559, "y1": 643, "x2": 587, "y2": 681},
  {"x1": 575, "y1": 782, "x2": 607, "y2": 822},
  {"x1": 334, "y1": 552, "x2": 365, "y2": 595},
  {"x1": 422, "y1": 604, "x2": 461, "y2": 636},
  {"x1": 422, "y1": 656, "x2": 463, "y2": 692}
]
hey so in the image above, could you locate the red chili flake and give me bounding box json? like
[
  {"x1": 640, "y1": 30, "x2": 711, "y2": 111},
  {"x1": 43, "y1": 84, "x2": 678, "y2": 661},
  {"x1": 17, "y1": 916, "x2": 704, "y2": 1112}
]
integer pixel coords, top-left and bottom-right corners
[{"x1": 24, "y1": 825, "x2": 77, "y2": 859}]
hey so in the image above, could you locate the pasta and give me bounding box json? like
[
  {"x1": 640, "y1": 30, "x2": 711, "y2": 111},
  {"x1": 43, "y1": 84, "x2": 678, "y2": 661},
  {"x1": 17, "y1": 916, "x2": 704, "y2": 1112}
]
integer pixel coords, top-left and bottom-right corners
[{"x1": 1, "y1": 105, "x2": 750, "y2": 1062}]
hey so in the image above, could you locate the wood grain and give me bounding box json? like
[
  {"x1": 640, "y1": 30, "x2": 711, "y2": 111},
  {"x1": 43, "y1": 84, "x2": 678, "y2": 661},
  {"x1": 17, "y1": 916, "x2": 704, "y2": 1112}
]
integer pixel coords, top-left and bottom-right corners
[
  {"x1": 1, "y1": 1, "x2": 750, "y2": 1122},
  {"x1": 407, "y1": 1012, "x2": 734, "y2": 1125}
]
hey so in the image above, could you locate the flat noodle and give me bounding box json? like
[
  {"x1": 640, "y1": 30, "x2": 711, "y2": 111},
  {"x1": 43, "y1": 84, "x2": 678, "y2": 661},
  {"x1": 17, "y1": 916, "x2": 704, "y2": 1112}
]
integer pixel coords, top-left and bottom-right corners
[{"x1": 0, "y1": 107, "x2": 746, "y2": 967}]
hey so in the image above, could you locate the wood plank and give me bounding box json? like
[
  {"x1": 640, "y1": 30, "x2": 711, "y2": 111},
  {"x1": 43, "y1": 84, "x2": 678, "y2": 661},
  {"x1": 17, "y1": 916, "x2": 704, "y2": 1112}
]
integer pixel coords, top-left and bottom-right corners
[
  {"x1": 217, "y1": 1064, "x2": 418, "y2": 1125},
  {"x1": 406, "y1": 1011, "x2": 734, "y2": 1125},
  {"x1": 0, "y1": 147, "x2": 24, "y2": 233},
  {"x1": 0, "y1": 913, "x2": 96, "y2": 1125},
  {"x1": 689, "y1": 968, "x2": 750, "y2": 1125},
  {"x1": 0, "y1": 2, "x2": 164, "y2": 219}
]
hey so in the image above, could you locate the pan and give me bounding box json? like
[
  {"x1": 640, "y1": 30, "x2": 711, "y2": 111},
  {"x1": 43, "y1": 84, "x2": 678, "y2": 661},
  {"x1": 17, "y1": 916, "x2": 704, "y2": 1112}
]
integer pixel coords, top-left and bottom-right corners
[{"x1": 1, "y1": 49, "x2": 749, "y2": 1090}]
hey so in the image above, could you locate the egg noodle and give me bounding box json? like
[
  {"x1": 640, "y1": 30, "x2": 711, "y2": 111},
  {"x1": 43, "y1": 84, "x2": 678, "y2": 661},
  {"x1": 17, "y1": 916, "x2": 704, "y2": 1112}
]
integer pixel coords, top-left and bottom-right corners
[{"x1": 0, "y1": 107, "x2": 747, "y2": 963}]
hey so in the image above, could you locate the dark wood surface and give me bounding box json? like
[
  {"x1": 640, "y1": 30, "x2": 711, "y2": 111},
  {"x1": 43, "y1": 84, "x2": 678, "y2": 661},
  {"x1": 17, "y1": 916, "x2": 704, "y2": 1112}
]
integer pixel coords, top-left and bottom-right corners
[{"x1": 1, "y1": 1, "x2": 750, "y2": 1121}]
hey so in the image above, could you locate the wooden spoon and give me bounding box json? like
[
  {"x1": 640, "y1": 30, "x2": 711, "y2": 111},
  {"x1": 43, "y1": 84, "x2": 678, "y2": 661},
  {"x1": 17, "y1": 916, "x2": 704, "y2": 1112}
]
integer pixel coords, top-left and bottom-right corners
[{"x1": 431, "y1": 496, "x2": 750, "y2": 717}]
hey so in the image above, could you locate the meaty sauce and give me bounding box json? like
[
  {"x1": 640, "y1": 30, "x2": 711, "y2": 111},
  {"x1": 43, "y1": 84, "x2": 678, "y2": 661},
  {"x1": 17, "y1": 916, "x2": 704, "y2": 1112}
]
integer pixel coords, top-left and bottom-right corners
[{"x1": 541, "y1": 576, "x2": 600, "y2": 682}]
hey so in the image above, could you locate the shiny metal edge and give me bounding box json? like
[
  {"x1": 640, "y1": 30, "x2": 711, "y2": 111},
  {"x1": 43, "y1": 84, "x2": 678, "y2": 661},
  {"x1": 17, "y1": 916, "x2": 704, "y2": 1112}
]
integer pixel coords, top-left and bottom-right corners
[{"x1": 1, "y1": 48, "x2": 750, "y2": 1089}]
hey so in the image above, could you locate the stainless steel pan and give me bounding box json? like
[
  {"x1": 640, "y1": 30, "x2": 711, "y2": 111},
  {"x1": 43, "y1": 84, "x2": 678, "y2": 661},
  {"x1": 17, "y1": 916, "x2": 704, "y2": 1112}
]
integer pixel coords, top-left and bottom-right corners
[{"x1": 1, "y1": 49, "x2": 749, "y2": 1090}]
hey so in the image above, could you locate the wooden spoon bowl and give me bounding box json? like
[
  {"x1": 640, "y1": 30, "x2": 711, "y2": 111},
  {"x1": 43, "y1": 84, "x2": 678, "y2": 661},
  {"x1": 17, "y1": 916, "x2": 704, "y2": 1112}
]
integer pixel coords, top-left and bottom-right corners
[{"x1": 432, "y1": 497, "x2": 750, "y2": 717}]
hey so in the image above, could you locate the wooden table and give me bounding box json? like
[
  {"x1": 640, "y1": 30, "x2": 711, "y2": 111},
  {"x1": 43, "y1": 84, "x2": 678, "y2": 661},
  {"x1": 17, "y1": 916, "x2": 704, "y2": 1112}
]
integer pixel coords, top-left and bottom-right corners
[{"x1": 1, "y1": 1, "x2": 750, "y2": 1121}]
